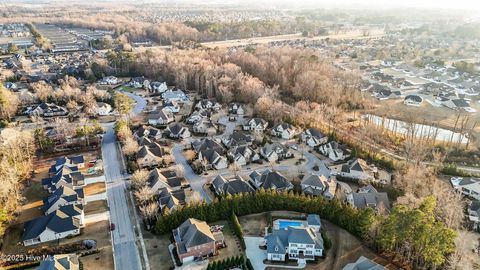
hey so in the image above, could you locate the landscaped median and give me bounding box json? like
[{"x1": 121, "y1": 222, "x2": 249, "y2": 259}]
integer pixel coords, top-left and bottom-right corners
[{"x1": 155, "y1": 189, "x2": 375, "y2": 240}]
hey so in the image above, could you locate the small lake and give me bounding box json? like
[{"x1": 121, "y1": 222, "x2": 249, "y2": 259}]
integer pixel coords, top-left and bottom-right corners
[{"x1": 363, "y1": 114, "x2": 469, "y2": 144}]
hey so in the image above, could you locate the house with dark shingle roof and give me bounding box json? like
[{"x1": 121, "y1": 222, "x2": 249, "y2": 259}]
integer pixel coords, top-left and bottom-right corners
[
  {"x1": 173, "y1": 218, "x2": 219, "y2": 263},
  {"x1": 346, "y1": 186, "x2": 390, "y2": 212},
  {"x1": 37, "y1": 254, "x2": 80, "y2": 270},
  {"x1": 221, "y1": 131, "x2": 253, "y2": 149},
  {"x1": 211, "y1": 175, "x2": 255, "y2": 196},
  {"x1": 260, "y1": 143, "x2": 293, "y2": 162},
  {"x1": 249, "y1": 169, "x2": 293, "y2": 191},
  {"x1": 148, "y1": 168, "x2": 185, "y2": 192},
  {"x1": 136, "y1": 141, "x2": 167, "y2": 168},
  {"x1": 42, "y1": 170, "x2": 85, "y2": 193},
  {"x1": 338, "y1": 158, "x2": 375, "y2": 181},
  {"x1": 301, "y1": 173, "x2": 337, "y2": 200},
  {"x1": 42, "y1": 185, "x2": 85, "y2": 214},
  {"x1": 227, "y1": 145, "x2": 259, "y2": 166},
  {"x1": 318, "y1": 141, "x2": 350, "y2": 161},
  {"x1": 166, "y1": 123, "x2": 191, "y2": 140},
  {"x1": 22, "y1": 210, "x2": 81, "y2": 246}
]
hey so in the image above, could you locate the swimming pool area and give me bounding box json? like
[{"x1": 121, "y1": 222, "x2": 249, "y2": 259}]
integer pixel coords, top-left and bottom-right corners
[{"x1": 274, "y1": 219, "x2": 307, "y2": 230}]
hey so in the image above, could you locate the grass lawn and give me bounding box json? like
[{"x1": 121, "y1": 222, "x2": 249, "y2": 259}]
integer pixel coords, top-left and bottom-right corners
[
  {"x1": 240, "y1": 211, "x2": 394, "y2": 270},
  {"x1": 210, "y1": 221, "x2": 244, "y2": 262},
  {"x1": 119, "y1": 86, "x2": 139, "y2": 93},
  {"x1": 84, "y1": 200, "x2": 109, "y2": 215},
  {"x1": 142, "y1": 230, "x2": 174, "y2": 270}
]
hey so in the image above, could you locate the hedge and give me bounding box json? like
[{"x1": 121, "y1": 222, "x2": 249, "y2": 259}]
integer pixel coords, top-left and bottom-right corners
[{"x1": 156, "y1": 189, "x2": 376, "y2": 241}]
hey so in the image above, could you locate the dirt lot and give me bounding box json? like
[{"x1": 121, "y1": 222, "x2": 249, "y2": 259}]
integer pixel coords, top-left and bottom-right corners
[
  {"x1": 240, "y1": 211, "x2": 394, "y2": 270},
  {"x1": 142, "y1": 230, "x2": 174, "y2": 270},
  {"x1": 85, "y1": 200, "x2": 109, "y2": 215},
  {"x1": 84, "y1": 182, "x2": 106, "y2": 196}
]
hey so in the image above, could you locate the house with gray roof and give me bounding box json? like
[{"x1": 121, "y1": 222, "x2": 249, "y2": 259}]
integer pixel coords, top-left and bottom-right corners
[
  {"x1": 243, "y1": 118, "x2": 268, "y2": 133},
  {"x1": 301, "y1": 173, "x2": 337, "y2": 200},
  {"x1": 301, "y1": 128, "x2": 328, "y2": 147},
  {"x1": 166, "y1": 123, "x2": 191, "y2": 140},
  {"x1": 338, "y1": 158, "x2": 375, "y2": 181},
  {"x1": 173, "y1": 218, "x2": 218, "y2": 263},
  {"x1": 318, "y1": 141, "x2": 350, "y2": 161},
  {"x1": 260, "y1": 143, "x2": 293, "y2": 162},
  {"x1": 221, "y1": 131, "x2": 253, "y2": 149},
  {"x1": 211, "y1": 175, "x2": 255, "y2": 196},
  {"x1": 271, "y1": 123, "x2": 297, "y2": 139},
  {"x1": 342, "y1": 256, "x2": 386, "y2": 270},
  {"x1": 347, "y1": 186, "x2": 390, "y2": 212},
  {"x1": 42, "y1": 185, "x2": 85, "y2": 215},
  {"x1": 249, "y1": 169, "x2": 293, "y2": 191},
  {"x1": 451, "y1": 177, "x2": 480, "y2": 200},
  {"x1": 227, "y1": 145, "x2": 259, "y2": 166},
  {"x1": 265, "y1": 226, "x2": 324, "y2": 263}
]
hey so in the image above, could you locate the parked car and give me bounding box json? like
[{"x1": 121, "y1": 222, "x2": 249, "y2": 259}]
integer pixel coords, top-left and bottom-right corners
[{"x1": 110, "y1": 223, "x2": 116, "y2": 231}]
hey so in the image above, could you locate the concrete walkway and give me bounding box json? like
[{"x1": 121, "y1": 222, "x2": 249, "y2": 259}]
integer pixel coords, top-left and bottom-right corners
[
  {"x1": 85, "y1": 211, "x2": 109, "y2": 224},
  {"x1": 85, "y1": 175, "x2": 106, "y2": 185},
  {"x1": 85, "y1": 192, "x2": 107, "y2": 202}
]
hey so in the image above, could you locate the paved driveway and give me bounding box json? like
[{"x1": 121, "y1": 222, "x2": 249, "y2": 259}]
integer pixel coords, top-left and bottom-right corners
[
  {"x1": 244, "y1": 236, "x2": 267, "y2": 270},
  {"x1": 84, "y1": 175, "x2": 106, "y2": 185},
  {"x1": 85, "y1": 192, "x2": 107, "y2": 202}
]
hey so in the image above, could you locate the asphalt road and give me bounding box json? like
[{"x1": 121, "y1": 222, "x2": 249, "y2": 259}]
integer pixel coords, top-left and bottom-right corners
[{"x1": 103, "y1": 91, "x2": 147, "y2": 270}]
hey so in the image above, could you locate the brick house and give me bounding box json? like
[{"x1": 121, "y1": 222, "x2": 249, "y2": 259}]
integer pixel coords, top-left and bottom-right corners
[{"x1": 173, "y1": 218, "x2": 216, "y2": 263}]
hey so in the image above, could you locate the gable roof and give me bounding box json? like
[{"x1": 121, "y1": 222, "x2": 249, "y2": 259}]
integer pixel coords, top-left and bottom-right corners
[
  {"x1": 174, "y1": 218, "x2": 215, "y2": 255},
  {"x1": 342, "y1": 256, "x2": 386, "y2": 270},
  {"x1": 22, "y1": 211, "x2": 79, "y2": 241},
  {"x1": 250, "y1": 169, "x2": 292, "y2": 190},
  {"x1": 212, "y1": 175, "x2": 255, "y2": 196}
]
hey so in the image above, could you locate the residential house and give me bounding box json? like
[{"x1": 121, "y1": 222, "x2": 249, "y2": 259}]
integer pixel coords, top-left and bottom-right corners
[
  {"x1": 163, "y1": 100, "x2": 180, "y2": 113},
  {"x1": 301, "y1": 173, "x2": 337, "y2": 200},
  {"x1": 157, "y1": 187, "x2": 184, "y2": 213},
  {"x1": 150, "y1": 81, "x2": 168, "y2": 93},
  {"x1": 221, "y1": 131, "x2": 253, "y2": 149},
  {"x1": 198, "y1": 149, "x2": 228, "y2": 170},
  {"x1": 229, "y1": 103, "x2": 245, "y2": 115},
  {"x1": 99, "y1": 76, "x2": 119, "y2": 85},
  {"x1": 249, "y1": 169, "x2": 293, "y2": 191},
  {"x1": 173, "y1": 218, "x2": 217, "y2": 263},
  {"x1": 42, "y1": 171, "x2": 85, "y2": 193},
  {"x1": 442, "y1": 98, "x2": 476, "y2": 113},
  {"x1": 148, "y1": 108, "x2": 175, "y2": 126},
  {"x1": 265, "y1": 226, "x2": 323, "y2": 263},
  {"x1": 149, "y1": 168, "x2": 185, "y2": 192},
  {"x1": 42, "y1": 185, "x2": 85, "y2": 215},
  {"x1": 95, "y1": 102, "x2": 112, "y2": 116},
  {"x1": 195, "y1": 99, "x2": 221, "y2": 111},
  {"x1": 22, "y1": 211, "x2": 81, "y2": 246},
  {"x1": 134, "y1": 126, "x2": 162, "y2": 141},
  {"x1": 166, "y1": 123, "x2": 191, "y2": 140},
  {"x1": 451, "y1": 177, "x2": 480, "y2": 200},
  {"x1": 37, "y1": 254, "x2": 80, "y2": 270},
  {"x1": 49, "y1": 155, "x2": 85, "y2": 175},
  {"x1": 301, "y1": 128, "x2": 328, "y2": 147},
  {"x1": 337, "y1": 158, "x2": 375, "y2": 181},
  {"x1": 193, "y1": 121, "x2": 218, "y2": 136},
  {"x1": 227, "y1": 145, "x2": 259, "y2": 166},
  {"x1": 187, "y1": 110, "x2": 210, "y2": 125},
  {"x1": 260, "y1": 143, "x2": 293, "y2": 162},
  {"x1": 211, "y1": 175, "x2": 254, "y2": 196},
  {"x1": 347, "y1": 185, "x2": 390, "y2": 212},
  {"x1": 243, "y1": 118, "x2": 268, "y2": 133},
  {"x1": 468, "y1": 201, "x2": 480, "y2": 230},
  {"x1": 342, "y1": 256, "x2": 386, "y2": 270},
  {"x1": 318, "y1": 141, "x2": 350, "y2": 161},
  {"x1": 162, "y1": 89, "x2": 189, "y2": 103},
  {"x1": 192, "y1": 138, "x2": 224, "y2": 154},
  {"x1": 128, "y1": 77, "x2": 148, "y2": 89},
  {"x1": 271, "y1": 123, "x2": 297, "y2": 140},
  {"x1": 30, "y1": 103, "x2": 68, "y2": 117},
  {"x1": 136, "y1": 142, "x2": 167, "y2": 168},
  {"x1": 403, "y1": 95, "x2": 423, "y2": 106}
]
